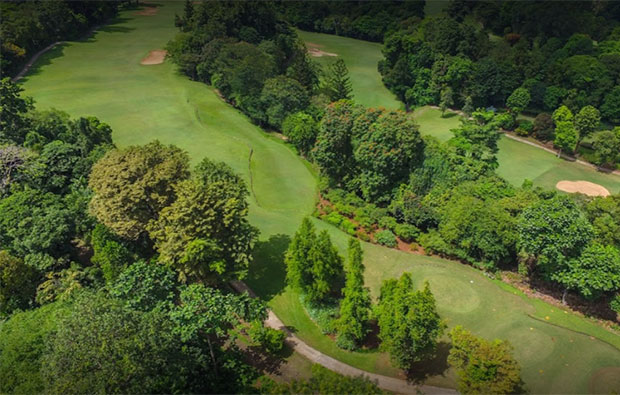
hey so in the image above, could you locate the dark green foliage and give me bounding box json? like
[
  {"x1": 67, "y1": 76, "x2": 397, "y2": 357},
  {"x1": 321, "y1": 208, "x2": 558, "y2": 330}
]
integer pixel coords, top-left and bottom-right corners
[
  {"x1": 0, "y1": 78, "x2": 33, "y2": 144},
  {"x1": 282, "y1": 112, "x2": 318, "y2": 155},
  {"x1": 262, "y1": 364, "x2": 384, "y2": 394},
  {"x1": 324, "y1": 59, "x2": 353, "y2": 102},
  {"x1": 111, "y1": 260, "x2": 177, "y2": 311},
  {"x1": 42, "y1": 292, "x2": 192, "y2": 394},
  {"x1": 0, "y1": 301, "x2": 69, "y2": 393},
  {"x1": 148, "y1": 158, "x2": 258, "y2": 284},
  {"x1": 247, "y1": 321, "x2": 286, "y2": 354},
  {"x1": 0, "y1": 189, "x2": 74, "y2": 270},
  {"x1": 375, "y1": 230, "x2": 397, "y2": 248},
  {"x1": 90, "y1": 223, "x2": 132, "y2": 284},
  {"x1": 448, "y1": 326, "x2": 523, "y2": 394},
  {"x1": 0, "y1": 250, "x2": 38, "y2": 316},
  {"x1": 592, "y1": 128, "x2": 620, "y2": 168},
  {"x1": 584, "y1": 195, "x2": 620, "y2": 248},
  {"x1": 313, "y1": 100, "x2": 359, "y2": 185},
  {"x1": 167, "y1": 1, "x2": 317, "y2": 126},
  {"x1": 376, "y1": 273, "x2": 444, "y2": 369},
  {"x1": 336, "y1": 239, "x2": 371, "y2": 350},
  {"x1": 0, "y1": 2, "x2": 119, "y2": 77},
  {"x1": 517, "y1": 195, "x2": 594, "y2": 279},
  {"x1": 533, "y1": 113, "x2": 555, "y2": 141},
  {"x1": 556, "y1": 244, "x2": 620, "y2": 300},
  {"x1": 261, "y1": 76, "x2": 310, "y2": 129},
  {"x1": 601, "y1": 86, "x2": 620, "y2": 122},
  {"x1": 285, "y1": 218, "x2": 343, "y2": 303}
]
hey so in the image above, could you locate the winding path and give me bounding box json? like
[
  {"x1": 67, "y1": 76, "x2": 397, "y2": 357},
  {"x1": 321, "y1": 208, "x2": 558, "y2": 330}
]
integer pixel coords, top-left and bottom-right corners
[{"x1": 231, "y1": 281, "x2": 458, "y2": 395}]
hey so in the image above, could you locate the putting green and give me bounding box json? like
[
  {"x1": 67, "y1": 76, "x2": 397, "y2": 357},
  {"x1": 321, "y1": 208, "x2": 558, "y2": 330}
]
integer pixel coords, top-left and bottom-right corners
[{"x1": 20, "y1": 2, "x2": 620, "y2": 393}]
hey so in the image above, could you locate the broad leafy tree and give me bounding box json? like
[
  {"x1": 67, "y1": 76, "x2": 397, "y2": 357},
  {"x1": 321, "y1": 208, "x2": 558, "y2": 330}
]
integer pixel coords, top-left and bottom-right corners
[
  {"x1": 556, "y1": 244, "x2": 620, "y2": 300},
  {"x1": 148, "y1": 158, "x2": 257, "y2": 283},
  {"x1": 517, "y1": 195, "x2": 593, "y2": 279},
  {"x1": 506, "y1": 87, "x2": 530, "y2": 114},
  {"x1": 260, "y1": 76, "x2": 310, "y2": 129},
  {"x1": 574, "y1": 105, "x2": 600, "y2": 140},
  {"x1": 282, "y1": 112, "x2": 318, "y2": 155},
  {"x1": 89, "y1": 141, "x2": 190, "y2": 241},
  {"x1": 448, "y1": 326, "x2": 522, "y2": 394}
]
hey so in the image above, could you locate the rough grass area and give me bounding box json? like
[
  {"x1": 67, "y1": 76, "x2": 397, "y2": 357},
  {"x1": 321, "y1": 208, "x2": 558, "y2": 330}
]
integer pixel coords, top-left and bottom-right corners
[{"x1": 21, "y1": 2, "x2": 620, "y2": 393}]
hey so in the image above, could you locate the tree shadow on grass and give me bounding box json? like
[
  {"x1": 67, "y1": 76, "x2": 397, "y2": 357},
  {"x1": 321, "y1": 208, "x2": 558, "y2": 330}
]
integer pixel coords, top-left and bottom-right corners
[
  {"x1": 406, "y1": 341, "x2": 451, "y2": 384},
  {"x1": 247, "y1": 234, "x2": 291, "y2": 300},
  {"x1": 243, "y1": 343, "x2": 294, "y2": 376},
  {"x1": 18, "y1": 44, "x2": 67, "y2": 82}
]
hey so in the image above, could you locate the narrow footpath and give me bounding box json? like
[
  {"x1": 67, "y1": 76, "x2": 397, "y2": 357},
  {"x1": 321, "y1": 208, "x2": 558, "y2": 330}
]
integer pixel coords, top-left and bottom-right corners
[{"x1": 231, "y1": 281, "x2": 458, "y2": 395}]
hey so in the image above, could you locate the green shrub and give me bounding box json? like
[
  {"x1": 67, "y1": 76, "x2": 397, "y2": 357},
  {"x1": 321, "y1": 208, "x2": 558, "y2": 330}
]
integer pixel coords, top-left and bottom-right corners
[
  {"x1": 324, "y1": 211, "x2": 344, "y2": 227},
  {"x1": 519, "y1": 120, "x2": 533, "y2": 132},
  {"x1": 394, "y1": 223, "x2": 420, "y2": 242},
  {"x1": 334, "y1": 202, "x2": 356, "y2": 217},
  {"x1": 515, "y1": 127, "x2": 529, "y2": 136},
  {"x1": 248, "y1": 321, "x2": 286, "y2": 354},
  {"x1": 300, "y1": 295, "x2": 338, "y2": 334},
  {"x1": 344, "y1": 192, "x2": 364, "y2": 207},
  {"x1": 325, "y1": 188, "x2": 347, "y2": 205},
  {"x1": 495, "y1": 113, "x2": 516, "y2": 130},
  {"x1": 340, "y1": 219, "x2": 357, "y2": 236},
  {"x1": 375, "y1": 230, "x2": 397, "y2": 247},
  {"x1": 419, "y1": 230, "x2": 450, "y2": 255},
  {"x1": 379, "y1": 216, "x2": 397, "y2": 231}
]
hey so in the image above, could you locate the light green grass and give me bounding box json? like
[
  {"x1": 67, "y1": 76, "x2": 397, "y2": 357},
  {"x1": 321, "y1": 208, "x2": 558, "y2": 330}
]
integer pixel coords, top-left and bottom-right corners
[
  {"x1": 20, "y1": 3, "x2": 620, "y2": 393},
  {"x1": 412, "y1": 107, "x2": 620, "y2": 193},
  {"x1": 297, "y1": 30, "x2": 401, "y2": 109}
]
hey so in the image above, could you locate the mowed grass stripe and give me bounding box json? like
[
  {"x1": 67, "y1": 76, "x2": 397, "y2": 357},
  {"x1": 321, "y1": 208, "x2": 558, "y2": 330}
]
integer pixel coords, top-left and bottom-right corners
[{"x1": 20, "y1": 3, "x2": 620, "y2": 393}]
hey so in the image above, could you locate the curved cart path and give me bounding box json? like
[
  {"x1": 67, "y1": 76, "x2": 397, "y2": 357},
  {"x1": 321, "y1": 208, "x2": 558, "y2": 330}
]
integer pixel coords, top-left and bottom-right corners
[{"x1": 231, "y1": 281, "x2": 458, "y2": 395}]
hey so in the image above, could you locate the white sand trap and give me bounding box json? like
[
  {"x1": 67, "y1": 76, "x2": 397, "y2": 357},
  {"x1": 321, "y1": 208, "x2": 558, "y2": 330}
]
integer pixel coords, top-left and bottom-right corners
[
  {"x1": 306, "y1": 43, "x2": 337, "y2": 57},
  {"x1": 556, "y1": 180, "x2": 610, "y2": 197},
  {"x1": 141, "y1": 50, "x2": 167, "y2": 65}
]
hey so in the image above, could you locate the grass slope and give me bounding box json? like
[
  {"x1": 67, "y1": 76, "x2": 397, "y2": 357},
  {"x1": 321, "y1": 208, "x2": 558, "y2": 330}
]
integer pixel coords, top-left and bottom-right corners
[
  {"x1": 297, "y1": 30, "x2": 401, "y2": 109},
  {"x1": 21, "y1": 3, "x2": 620, "y2": 393}
]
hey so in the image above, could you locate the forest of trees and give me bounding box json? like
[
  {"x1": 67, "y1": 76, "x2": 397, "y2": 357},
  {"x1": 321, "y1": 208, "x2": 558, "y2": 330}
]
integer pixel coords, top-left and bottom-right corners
[
  {"x1": 0, "y1": 78, "x2": 290, "y2": 393},
  {"x1": 378, "y1": 0, "x2": 620, "y2": 167},
  {"x1": 0, "y1": 0, "x2": 121, "y2": 77},
  {"x1": 2, "y1": 1, "x2": 619, "y2": 393}
]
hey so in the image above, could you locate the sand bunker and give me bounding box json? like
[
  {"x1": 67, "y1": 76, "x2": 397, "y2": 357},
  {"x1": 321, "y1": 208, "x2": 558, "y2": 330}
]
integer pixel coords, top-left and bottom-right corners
[
  {"x1": 141, "y1": 50, "x2": 167, "y2": 65},
  {"x1": 306, "y1": 43, "x2": 338, "y2": 57},
  {"x1": 134, "y1": 7, "x2": 158, "y2": 16},
  {"x1": 556, "y1": 180, "x2": 610, "y2": 197}
]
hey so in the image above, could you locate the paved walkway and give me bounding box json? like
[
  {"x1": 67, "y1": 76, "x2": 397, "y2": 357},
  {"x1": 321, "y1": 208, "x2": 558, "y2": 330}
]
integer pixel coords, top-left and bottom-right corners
[{"x1": 231, "y1": 281, "x2": 457, "y2": 394}]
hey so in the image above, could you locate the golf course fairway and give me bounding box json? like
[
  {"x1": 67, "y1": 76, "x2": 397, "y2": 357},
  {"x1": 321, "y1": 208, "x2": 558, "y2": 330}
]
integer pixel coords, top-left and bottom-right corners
[{"x1": 20, "y1": 2, "x2": 620, "y2": 393}]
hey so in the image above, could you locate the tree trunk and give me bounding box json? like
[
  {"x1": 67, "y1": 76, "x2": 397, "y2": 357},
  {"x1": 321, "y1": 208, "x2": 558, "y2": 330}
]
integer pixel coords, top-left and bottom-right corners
[
  {"x1": 562, "y1": 288, "x2": 568, "y2": 305},
  {"x1": 207, "y1": 337, "x2": 219, "y2": 378}
]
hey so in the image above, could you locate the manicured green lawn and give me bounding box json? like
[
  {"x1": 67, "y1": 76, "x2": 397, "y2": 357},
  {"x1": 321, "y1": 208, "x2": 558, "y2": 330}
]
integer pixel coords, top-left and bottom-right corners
[
  {"x1": 21, "y1": 3, "x2": 620, "y2": 393},
  {"x1": 296, "y1": 30, "x2": 401, "y2": 109},
  {"x1": 412, "y1": 107, "x2": 620, "y2": 194}
]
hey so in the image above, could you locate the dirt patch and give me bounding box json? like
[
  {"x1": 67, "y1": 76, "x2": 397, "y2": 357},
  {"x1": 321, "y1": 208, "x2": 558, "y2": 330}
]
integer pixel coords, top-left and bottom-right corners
[
  {"x1": 134, "y1": 7, "x2": 158, "y2": 16},
  {"x1": 589, "y1": 367, "x2": 620, "y2": 393},
  {"x1": 306, "y1": 42, "x2": 337, "y2": 57},
  {"x1": 140, "y1": 50, "x2": 167, "y2": 65},
  {"x1": 556, "y1": 180, "x2": 610, "y2": 197}
]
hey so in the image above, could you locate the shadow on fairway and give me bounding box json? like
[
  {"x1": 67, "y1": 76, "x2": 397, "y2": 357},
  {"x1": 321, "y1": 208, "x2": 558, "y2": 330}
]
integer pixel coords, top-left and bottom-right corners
[
  {"x1": 247, "y1": 234, "x2": 291, "y2": 300},
  {"x1": 18, "y1": 44, "x2": 67, "y2": 83},
  {"x1": 96, "y1": 17, "x2": 136, "y2": 35},
  {"x1": 406, "y1": 341, "x2": 451, "y2": 384}
]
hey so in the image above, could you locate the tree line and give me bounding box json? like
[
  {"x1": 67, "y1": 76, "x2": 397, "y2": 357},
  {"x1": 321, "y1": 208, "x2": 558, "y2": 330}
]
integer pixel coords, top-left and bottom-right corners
[
  {"x1": 378, "y1": 0, "x2": 620, "y2": 168},
  {"x1": 0, "y1": 0, "x2": 121, "y2": 78}
]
